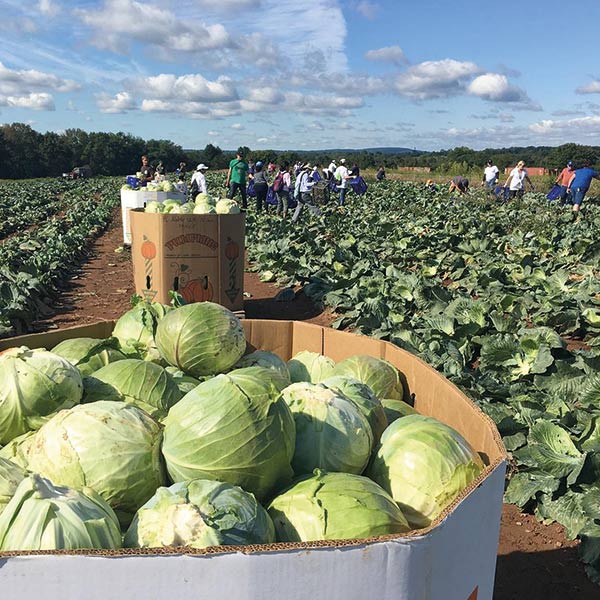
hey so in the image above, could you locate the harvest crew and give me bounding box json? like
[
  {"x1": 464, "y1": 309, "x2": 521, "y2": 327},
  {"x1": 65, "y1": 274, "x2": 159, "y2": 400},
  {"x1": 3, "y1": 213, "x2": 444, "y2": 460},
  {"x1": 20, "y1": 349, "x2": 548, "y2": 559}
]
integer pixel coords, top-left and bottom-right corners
[{"x1": 566, "y1": 160, "x2": 600, "y2": 212}]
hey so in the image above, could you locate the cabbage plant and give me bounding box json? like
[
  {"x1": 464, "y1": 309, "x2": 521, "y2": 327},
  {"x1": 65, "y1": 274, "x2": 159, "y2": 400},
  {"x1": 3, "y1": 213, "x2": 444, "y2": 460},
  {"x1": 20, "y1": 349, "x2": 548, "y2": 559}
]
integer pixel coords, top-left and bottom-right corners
[
  {"x1": 82, "y1": 359, "x2": 182, "y2": 419},
  {"x1": 52, "y1": 337, "x2": 127, "y2": 377},
  {"x1": 0, "y1": 457, "x2": 26, "y2": 516},
  {"x1": 268, "y1": 470, "x2": 410, "y2": 542},
  {"x1": 26, "y1": 401, "x2": 166, "y2": 525},
  {"x1": 0, "y1": 474, "x2": 122, "y2": 550},
  {"x1": 368, "y1": 414, "x2": 484, "y2": 528},
  {"x1": 162, "y1": 367, "x2": 295, "y2": 501},
  {"x1": 125, "y1": 479, "x2": 275, "y2": 549},
  {"x1": 281, "y1": 382, "x2": 373, "y2": 475},
  {"x1": 321, "y1": 375, "x2": 388, "y2": 443},
  {"x1": 287, "y1": 351, "x2": 335, "y2": 383},
  {"x1": 155, "y1": 302, "x2": 246, "y2": 377},
  {"x1": 0, "y1": 347, "x2": 83, "y2": 445},
  {"x1": 331, "y1": 355, "x2": 404, "y2": 400}
]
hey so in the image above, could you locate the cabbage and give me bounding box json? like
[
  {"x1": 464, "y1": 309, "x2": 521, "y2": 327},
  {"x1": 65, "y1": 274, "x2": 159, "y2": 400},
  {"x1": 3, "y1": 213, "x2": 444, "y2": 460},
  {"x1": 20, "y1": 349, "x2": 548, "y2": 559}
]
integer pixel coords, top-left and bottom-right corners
[
  {"x1": 112, "y1": 301, "x2": 171, "y2": 362},
  {"x1": 171, "y1": 202, "x2": 194, "y2": 214},
  {"x1": 321, "y1": 375, "x2": 388, "y2": 443},
  {"x1": 155, "y1": 302, "x2": 246, "y2": 377},
  {"x1": 194, "y1": 192, "x2": 212, "y2": 205},
  {"x1": 0, "y1": 347, "x2": 83, "y2": 445},
  {"x1": 161, "y1": 181, "x2": 174, "y2": 192},
  {"x1": 381, "y1": 398, "x2": 417, "y2": 424},
  {"x1": 268, "y1": 470, "x2": 410, "y2": 542},
  {"x1": 164, "y1": 367, "x2": 203, "y2": 395},
  {"x1": 193, "y1": 203, "x2": 216, "y2": 214},
  {"x1": 161, "y1": 199, "x2": 181, "y2": 213},
  {"x1": 145, "y1": 200, "x2": 163, "y2": 213},
  {"x1": 368, "y1": 414, "x2": 484, "y2": 528},
  {"x1": 162, "y1": 367, "x2": 295, "y2": 501},
  {"x1": 82, "y1": 359, "x2": 182, "y2": 419},
  {"x1": 0, "y1": 457, "x2": 26, "y2": 516},
  {"x1": 52, "y1": 337, "x2": 127, "y2": 378},
  {"x1": 331, "y1": 355, "x2": 404, "y2": 400},
  {"x1": 281, "y1": 382, "x2": 373, "y2": 475},
  {"x1": 215, "y1": 199, "x2": 241, "y2": 214},
  {"x1": 26, "y1": 401, "x2": 166, "y2": 525},
  {"x1": 233, "y1": 350, "x2": 291, "y2": 384},
  {"x1": 287, "y1": 351, "x2": 335, "y2": 383},
  {"x1": 125, "y1": 479, "x2": 275, "y2": 549},
  {"x1": 0, "y1": 431, "x2": 35, "y2": 469},
  {"x1": 0, "y1": 474, "x2": 122, "y2": 550},
  {"x1": 121, "y1": 184, "x2": 133, "y2": 190}
]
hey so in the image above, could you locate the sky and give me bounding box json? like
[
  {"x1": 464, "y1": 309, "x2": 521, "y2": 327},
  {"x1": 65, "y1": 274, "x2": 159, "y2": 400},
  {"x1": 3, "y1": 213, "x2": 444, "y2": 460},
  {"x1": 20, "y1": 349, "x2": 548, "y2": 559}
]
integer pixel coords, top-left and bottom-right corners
[{"x1": 1, "y1": 0, "x2": 600, "y2": 151}]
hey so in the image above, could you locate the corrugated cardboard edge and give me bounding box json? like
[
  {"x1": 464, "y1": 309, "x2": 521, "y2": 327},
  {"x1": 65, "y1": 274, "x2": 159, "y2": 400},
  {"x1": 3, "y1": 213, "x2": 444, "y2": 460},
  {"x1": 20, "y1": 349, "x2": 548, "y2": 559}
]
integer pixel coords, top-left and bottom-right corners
[{"x1": 0, "y1": 319, "x2": 507, "y2": 558}]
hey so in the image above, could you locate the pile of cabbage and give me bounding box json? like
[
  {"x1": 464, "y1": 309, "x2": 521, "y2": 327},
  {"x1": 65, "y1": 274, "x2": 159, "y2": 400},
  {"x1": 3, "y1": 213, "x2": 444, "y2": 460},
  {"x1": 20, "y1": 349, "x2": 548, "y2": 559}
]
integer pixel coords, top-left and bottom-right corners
[
  {"x1": 144, "y1": 193, "x2": 240, "y2": 215},
  {"x1": 0, "y1": 301, "x2": 484, "y2": 552}
]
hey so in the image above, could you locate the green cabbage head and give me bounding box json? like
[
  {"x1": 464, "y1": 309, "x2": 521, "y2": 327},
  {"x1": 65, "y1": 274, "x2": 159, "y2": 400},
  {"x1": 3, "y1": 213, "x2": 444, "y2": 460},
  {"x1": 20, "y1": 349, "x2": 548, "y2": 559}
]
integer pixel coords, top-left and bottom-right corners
[
  {"x1": 162, "y1": 367, "x2": 295, "y2": 501},
  {"x1": 331, "y1": 355, "x2": 404, "y2": 400},
  {"x1": 0, "y1": 347, "x2": 83, "y2": 445},
  {"x1": 0, "y1": 431, "x2": 36, "y2": 470},
  {"x1": 0, "y1": 474, "x2": 122, "y2": 550},
  {"x1": 381, "y1": 398, "x2": 417, "y2": 425},
  {"x1": 281, "y1": 382, "x2": 373, "y2": 475},
  {"x1": 0, "y1": 457, "x2": 26, "y2": 516},
  {"x1": 233, "y1": 350, "x2": 291, "y2": 384},
  {"x1": 125, "y1": 479, "x2": 275, "y2": 549},
  {"x1": 287, "y1": 351, "x2": 335, "y2": 383},
  {"x1": 368, "y1": 414, "x2": 484, "y2": 528},
  {"x1": 26, "y1": 401, "x2": 166, "y2": 525},
  {"x1": 268, "y1": 470, "x2": 410, "y2": 542},
  {"x1": 155, "y1": 302, "x2": 246, "y2": 377},
  {"x1": 52, "y1": 337, "x2": 127, "y2": 377}
]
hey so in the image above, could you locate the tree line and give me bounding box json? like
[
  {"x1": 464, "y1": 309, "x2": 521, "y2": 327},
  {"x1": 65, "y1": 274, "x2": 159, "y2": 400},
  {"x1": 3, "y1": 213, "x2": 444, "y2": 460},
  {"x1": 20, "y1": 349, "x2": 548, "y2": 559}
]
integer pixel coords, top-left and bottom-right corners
[{"x1": 0, "y1": 123, "x2": 598, "y2": 180}]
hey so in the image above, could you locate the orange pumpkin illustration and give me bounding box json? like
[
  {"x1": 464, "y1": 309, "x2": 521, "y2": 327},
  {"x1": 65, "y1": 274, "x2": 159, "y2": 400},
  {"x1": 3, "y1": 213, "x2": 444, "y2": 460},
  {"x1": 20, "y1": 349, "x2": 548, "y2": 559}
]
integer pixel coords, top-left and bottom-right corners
[
  {"x1": 141, "y1": 240, "x2": 157, "y2": 260},
  {"x1": 225, "y1": 238, "x2": 240, "y2": 260},
  {"x1": 181, "y1": 277, "x2": 214, "y2": 303}
]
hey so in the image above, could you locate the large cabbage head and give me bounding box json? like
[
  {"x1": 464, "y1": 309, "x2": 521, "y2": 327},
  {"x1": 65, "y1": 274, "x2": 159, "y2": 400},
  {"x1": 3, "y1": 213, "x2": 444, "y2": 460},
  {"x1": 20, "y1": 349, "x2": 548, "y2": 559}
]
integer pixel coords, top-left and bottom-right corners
[
  {"x1": 321, "y1": 375, "x2": 388, "y2": 443},
  {"x1": 164, "y1": 367, "x2": 203, "y2": 395},
  {"x1": 82, "y1": 359, "x2": 182, "y2": 419},
  {"x1": 0, "y1": 431, "x2": 35, "y2": 469},
  {"x1": 0, "y1": 457, "x2": 26, "y2": 516},
  {"x1": 0, "y1": 474, "x2": 122, "y2": 551},
  {"x1": 0, "y1": 347, "x2": 83, "y2": 445},
  {"x1": 233, "y1": 350, "x2": 291, "y2": 385},
  {"x1": 26, "y1": 401, "x2": 166, "y2": 525},
  {"x1": 381, "y1": 398, "x2": 417, "y2": 425},
  {"x1": 52, "y1": 337, "x2": 127, "y2": 378},
  {"x1": 268, "y1": 470, "x2": 410, "y2": 542},
  {"x1": 287, "y1": 351, "x2": 335, "y2": 384},
  {"x1": 155, "y1": 302, "x2": 246, "y2": 377},
  {"x1": 331, "y1": 355, "x2": 404, "y2": 400},
  {"x1": 368, "y1": 414, "x2": 484, "y2": 528},
  {"x1": 125, "y1": 479, "x2": 275, "y2": 549},
  {"x1": 281, "y1": 382, "x2": 373, "y2": 475},
  {"x1": 162, "y1": 367, "x2": 295, "y2": 501},
  {"x1": 112, "y1": 301, "x2": 172, "y2": 361},
  {"x1": 215, "y1": 199, "x2": 241, "y2": 214}
]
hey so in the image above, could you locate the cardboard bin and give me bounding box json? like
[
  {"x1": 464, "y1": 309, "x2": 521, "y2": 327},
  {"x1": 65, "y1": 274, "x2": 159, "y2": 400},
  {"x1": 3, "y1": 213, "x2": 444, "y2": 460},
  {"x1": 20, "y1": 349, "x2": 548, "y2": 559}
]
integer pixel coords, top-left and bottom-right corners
[
  {"x1": 120, "y1": 190, "x2": 186, "y2": 245},
  {"x1": 0, "y1": 320, "x2": 506, "y2": 600},
  {"x1": 129, "y1": 210, "x2": 245, "y2": 312}
]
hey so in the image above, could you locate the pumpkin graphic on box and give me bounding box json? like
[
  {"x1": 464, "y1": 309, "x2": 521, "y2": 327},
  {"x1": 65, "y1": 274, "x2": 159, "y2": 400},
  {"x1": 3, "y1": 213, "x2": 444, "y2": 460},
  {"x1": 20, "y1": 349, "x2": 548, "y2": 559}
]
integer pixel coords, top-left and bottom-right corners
[
  {"x1": 225, "y1": 238, "x2": 240, "y2": 260},
  {"x1": 141, "y1": 239, "x2": 157, "y2": 260},
  {"x1": 181, "y1": 277, "x2": 214, "y2": 303}
]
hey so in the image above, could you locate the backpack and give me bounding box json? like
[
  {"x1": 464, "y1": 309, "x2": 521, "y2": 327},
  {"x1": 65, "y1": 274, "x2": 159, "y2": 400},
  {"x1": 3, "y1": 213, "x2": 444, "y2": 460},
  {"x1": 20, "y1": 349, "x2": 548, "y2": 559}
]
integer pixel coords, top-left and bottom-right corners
[{"x1": 272, "y1": 172, "x2": 285, "y2": 193}]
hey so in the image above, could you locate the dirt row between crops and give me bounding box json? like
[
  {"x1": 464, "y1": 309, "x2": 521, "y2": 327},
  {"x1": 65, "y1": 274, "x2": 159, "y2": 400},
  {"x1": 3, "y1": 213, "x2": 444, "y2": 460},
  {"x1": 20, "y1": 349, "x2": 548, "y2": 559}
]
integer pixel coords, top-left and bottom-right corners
[{"x1": 16, "y1": 207, "x2": 597, "y2": 599}]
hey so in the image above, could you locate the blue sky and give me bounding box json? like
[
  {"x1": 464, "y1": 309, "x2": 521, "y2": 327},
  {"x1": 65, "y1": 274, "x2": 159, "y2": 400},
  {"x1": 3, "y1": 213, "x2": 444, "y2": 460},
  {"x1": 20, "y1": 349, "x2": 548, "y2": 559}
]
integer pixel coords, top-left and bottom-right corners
[{"x1": 1, "y1": 0, "x2": 600, "y2": 151}]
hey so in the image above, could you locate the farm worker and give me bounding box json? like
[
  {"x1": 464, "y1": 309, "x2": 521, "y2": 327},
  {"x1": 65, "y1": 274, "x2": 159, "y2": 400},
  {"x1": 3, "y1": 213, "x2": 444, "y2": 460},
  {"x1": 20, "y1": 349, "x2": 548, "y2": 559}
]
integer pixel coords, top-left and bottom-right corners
[
  {"x1": 566, "y1": 159, "x2": 600, "y2": 212},
  {"x1": 291, "y1": 164, "x2": 320, "y2": 223},
  {"x1": 481, "y1": 159, "x2": 499, "y2": 191},
  {"x1": 226, "y1": 148, "x2": 249, "y2": 210},
  {"x1": 376, "y1": 166, "x2": 386, "y2": 181},
  {"x1": 191, "y1": 164, "x2": 209, "y2": 196},
  {"x1": 155, "y1": 160, "x2": 165, "y2": 177},
  {"x1": 504, "y1": 161, "x2": 534, "y2": 199},
  {"x1": 555, "y1": 161, "x2": 576, "y2": 205},
  {"x1": 426, "y1": 179, "x2": 438, "y2": 192},
  {"x1": 334, "y1": 159, "x2": 351, "y2": 206},
  {"x1": 275, "y1": 163, "x2": 292, "y2": 219},
  {"x1": 139, "y1": 155, "x2": 154, "y2": 183},
  {"x1": 252, "y1": 161, "x2": 270, "y2": 213},
  {"x1": 449, "y1": 176, "x2": 469, "y2": 195},
  {"x1": 327, "y1": 159, "x2": 337, "y2": 180}
]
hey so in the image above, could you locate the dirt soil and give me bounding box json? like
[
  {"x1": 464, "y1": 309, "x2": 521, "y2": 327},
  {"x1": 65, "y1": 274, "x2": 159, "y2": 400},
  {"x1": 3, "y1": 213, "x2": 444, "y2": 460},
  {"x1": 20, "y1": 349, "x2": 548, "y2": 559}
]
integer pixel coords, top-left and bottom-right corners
[{"x1": 17, "y1": 208, "x2": 598, "y2": 599}]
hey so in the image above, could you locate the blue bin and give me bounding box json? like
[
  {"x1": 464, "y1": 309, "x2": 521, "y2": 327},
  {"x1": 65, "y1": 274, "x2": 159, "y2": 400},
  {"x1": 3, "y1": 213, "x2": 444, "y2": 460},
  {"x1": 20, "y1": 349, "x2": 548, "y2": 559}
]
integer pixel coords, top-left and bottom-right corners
[{"x1": 126, "y1": 175, "x2": 140, "y2": 188}]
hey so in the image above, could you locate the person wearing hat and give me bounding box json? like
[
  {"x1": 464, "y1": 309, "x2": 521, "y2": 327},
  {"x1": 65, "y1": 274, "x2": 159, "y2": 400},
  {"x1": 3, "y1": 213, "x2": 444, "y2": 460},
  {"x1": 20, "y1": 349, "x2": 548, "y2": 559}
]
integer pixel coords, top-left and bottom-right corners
[
  {"x1": 481, "y1": 159, "x2": 499, "y2": 192},
  {"x1": 252, "y1": 161, "x2": 270, "y2": 213},
  {"x1": 555, "y1": 160, "x2": 576, "y2": 205},
  {"x1": 333, "y1": 159, "x2": 351, "y2": 205},
  {"x1": 292, "y1": 163, "x2": 320, "y2": 223},
  {"x1": 190, "y1": 163, "x2": 209, "y2": 196},
  {"x1": 566, "y1": 159, "x2": 600, "y2": 213},
  {"x1": 226, "y1": 148, "x2": 249, "y2": 209},
  {"x1": 327, "y1": 158, "x2": 337, "y2": 180},
  {"x1": 504, "y1": 160, "x2": 534, "y2": 200}
]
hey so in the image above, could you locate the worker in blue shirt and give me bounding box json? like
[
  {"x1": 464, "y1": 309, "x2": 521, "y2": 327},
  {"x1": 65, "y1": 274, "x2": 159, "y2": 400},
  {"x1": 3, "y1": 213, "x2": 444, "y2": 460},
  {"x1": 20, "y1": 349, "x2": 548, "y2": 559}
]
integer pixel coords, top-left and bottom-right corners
[{"x1": 567, "y1": 160, "x2": 600, "y2": 212}]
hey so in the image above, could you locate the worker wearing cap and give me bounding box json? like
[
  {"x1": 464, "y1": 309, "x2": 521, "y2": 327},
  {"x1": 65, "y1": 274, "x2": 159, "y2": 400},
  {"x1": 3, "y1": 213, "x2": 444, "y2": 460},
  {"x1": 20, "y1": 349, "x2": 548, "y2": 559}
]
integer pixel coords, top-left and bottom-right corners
[
  {"x1": 481, "y1": 159, "x2": 499, "y2": 191},
  {"x1": 566, "y1": 159, "x2": 600, "y2": 213},
  {"x1": 555, "y1": 161, "x2": 576, "y2": 205},
  {"x1": 191, "y1": 163, "x2": 209, "y2": 196},
  {"x1": 334, "y1": 159, "x2": 351, "y2": 206}
]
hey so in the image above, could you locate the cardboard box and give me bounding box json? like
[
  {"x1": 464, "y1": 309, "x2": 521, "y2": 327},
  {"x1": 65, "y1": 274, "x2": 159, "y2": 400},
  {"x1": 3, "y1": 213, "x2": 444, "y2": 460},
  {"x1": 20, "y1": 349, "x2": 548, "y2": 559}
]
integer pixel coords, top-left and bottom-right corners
[
  {"x1": 120, "y1": 190, "x2": 186, "y2": 245},
  {"x1": 0, "y1": 320, "x2": 506, "y2": 600},
  {"x1": 129, "y1": 210, "x2": 245, "y2": 312}
]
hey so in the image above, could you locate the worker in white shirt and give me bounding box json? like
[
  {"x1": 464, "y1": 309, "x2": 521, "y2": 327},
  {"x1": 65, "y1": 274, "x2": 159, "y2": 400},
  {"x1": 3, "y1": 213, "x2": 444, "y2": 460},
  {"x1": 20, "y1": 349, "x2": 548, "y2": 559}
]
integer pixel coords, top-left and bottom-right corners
[
  {"x1": 481, "y1": 159, "x2": 499, "y2": 191},
  {"x1": 291, "y1": 163, "x2": 320, "y2": 223},
  {"x1": 334, "y1": 159, "x2": 351, "y2": 206},
  {"x1": 190, "y1": 164, "x2": 209, "y2": 197}
]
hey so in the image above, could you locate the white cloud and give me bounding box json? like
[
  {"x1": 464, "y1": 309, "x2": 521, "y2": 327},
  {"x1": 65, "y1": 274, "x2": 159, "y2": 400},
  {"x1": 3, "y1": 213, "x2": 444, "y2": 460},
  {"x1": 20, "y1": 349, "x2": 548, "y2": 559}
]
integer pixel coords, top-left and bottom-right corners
[
  {"x1": 1, "y1": 92, "x2": 55, "y2": 110},
  {"x1": 129, "y1": 74, "x2": 238, "y2": 102},
  {"x1": 528, "y1": 116, "x2": 600, "y2": 138},
  {"x1": 576, "y1": 80, "x2": 600, "y2": 94},
  {"x1": 37, "y1": 0, "x2": 59, "y2": 17},
  {"x1": 256, "y1": 137, "x2": 269, "y2": 143},
  {"x1": 207, "y1": 130, "x2": 219, "y2": 136},
  {"x1": 468, "y1": 73, "x2": 529, "y2": 103},
  {"x1": 231, "y1": 123, "x2": 244, "y2": 129},
  {"x1": 0, "y1": 61, "x2": 79, "y2": 95},
  {"x1": 365, "y1": 45, "x2": 406, "y2": 65},
  {"x1": 393, "y1": 59, "x2": 481, "y2": 99},
  {"x1": 355, "y1": 1, "x2": 379, "y2": 20},
  {"x1": 96, "y1": 91, "x2": 137, "y2": 113}
]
